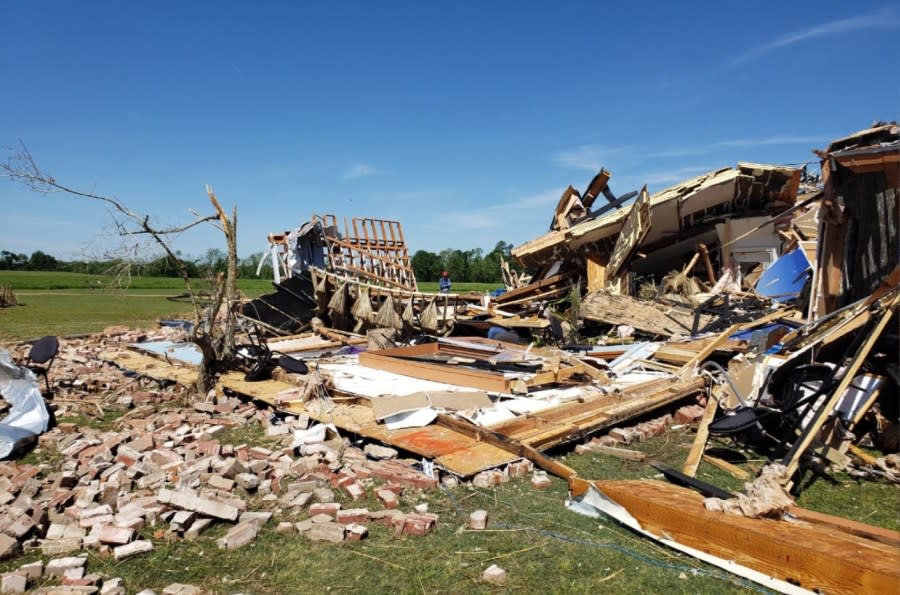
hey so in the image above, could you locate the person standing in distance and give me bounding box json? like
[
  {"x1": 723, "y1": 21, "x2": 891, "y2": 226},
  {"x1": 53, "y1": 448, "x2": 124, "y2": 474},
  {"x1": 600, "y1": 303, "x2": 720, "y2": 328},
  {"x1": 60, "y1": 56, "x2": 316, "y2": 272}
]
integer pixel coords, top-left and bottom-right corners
[{"x1": 439, "y1": 270, "x2": 452, "y2": 293}]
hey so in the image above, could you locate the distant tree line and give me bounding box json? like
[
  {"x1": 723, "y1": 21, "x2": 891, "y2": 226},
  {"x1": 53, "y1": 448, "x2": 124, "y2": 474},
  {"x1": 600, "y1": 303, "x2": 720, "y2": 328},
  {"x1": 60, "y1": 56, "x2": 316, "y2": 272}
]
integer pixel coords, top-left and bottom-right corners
[
  {"x1": 411, "y1": 241, "x2": 521, "y2": 284},
  {"x1": 1, "y1": 242, "x2": 525, "y2": 284},
  {"x1": 0, "y1": 248, "x2": 273, "y2": 279}
]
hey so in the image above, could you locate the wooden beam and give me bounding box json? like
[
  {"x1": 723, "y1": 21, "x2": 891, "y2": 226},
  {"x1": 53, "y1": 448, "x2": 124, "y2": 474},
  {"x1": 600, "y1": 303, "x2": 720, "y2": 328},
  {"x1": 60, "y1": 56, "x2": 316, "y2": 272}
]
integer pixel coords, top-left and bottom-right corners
[
  {"x1": 595, "y1": 479, "x2": 900, "y2": 594},
  {"x1": 682, "y1": 397, "x2": 718, "y2": 477},
  {"x1": 697, "y1": 243, "x2": 716, "y2": 285}
]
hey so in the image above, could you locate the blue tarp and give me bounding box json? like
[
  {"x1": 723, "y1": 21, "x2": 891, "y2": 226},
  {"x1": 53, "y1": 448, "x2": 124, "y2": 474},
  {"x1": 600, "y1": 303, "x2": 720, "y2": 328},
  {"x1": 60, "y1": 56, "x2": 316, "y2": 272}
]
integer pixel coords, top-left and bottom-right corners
[{"x1": 755, "y1": 249, "x2": 812, "y2": 302}]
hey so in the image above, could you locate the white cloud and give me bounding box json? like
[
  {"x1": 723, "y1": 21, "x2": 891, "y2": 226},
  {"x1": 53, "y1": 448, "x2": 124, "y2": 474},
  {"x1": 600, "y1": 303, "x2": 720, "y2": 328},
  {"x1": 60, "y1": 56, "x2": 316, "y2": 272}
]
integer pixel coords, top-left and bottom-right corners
[
  {"x1": 344, "y1": 163, "x2": 377, "y2": 179},
  {"x1": 731, "y1": 7, "x2": 900, "y2": 65},
  {"x1": 553, "y1": 144, "x2": 633, "y2": 171}
]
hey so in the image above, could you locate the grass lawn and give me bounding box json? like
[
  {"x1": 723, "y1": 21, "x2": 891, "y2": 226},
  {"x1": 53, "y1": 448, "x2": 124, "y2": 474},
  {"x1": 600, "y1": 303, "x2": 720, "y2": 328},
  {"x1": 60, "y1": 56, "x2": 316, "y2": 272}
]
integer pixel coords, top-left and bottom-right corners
[
  {"x1": 0, "y1": 272, "x2": 501, "y2": 342},
  {"x1": 0, "y1": 271, "x2": 275, "y2": 341}
]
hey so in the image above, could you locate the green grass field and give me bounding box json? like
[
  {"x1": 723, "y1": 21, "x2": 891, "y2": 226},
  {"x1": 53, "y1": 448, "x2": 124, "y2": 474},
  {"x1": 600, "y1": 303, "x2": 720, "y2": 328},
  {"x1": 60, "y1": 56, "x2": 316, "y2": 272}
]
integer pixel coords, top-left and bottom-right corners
[
  {"x1": 0, "y1": 271, "x2": 500, "y2": 341},
  {"x1": 0, "y1": 271, "x2": 276, "y2": 341}
]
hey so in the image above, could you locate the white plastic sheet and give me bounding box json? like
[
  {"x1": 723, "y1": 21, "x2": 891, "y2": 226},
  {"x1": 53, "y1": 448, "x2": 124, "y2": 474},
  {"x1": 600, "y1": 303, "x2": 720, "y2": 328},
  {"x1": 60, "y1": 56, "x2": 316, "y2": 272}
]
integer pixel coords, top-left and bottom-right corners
[{"x1": 0, "y1": 350, "x2": 50, "y2": 459}]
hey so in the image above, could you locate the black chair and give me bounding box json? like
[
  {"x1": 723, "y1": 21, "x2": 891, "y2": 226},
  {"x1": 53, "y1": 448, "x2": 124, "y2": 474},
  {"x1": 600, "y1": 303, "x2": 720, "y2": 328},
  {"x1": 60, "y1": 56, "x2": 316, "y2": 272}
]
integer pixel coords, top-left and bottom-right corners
[
  {"x1": 25, "y1": 335, "x2": 59, "y2": 395},
  {"x1": 238, "y1": 324, "x2": 308, "y2": 381},
  {"x1": 708, "y1": 363, "x2": 836, "y2": 439}
]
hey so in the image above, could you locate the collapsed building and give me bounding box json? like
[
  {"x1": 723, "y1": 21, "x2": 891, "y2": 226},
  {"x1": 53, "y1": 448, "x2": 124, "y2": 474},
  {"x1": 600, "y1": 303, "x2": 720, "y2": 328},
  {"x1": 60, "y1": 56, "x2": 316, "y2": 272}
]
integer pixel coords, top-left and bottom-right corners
[{"x1": 2, "y1": 123, "x2": 898, "y2": 593}]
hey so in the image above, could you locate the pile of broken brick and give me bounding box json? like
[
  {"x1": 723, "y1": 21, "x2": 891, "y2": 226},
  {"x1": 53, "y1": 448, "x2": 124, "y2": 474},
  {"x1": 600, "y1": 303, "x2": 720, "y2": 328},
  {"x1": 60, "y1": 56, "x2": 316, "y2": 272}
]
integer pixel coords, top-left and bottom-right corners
[{"x1": 0, "y1": 328, "x2": 555, "y2": 593}]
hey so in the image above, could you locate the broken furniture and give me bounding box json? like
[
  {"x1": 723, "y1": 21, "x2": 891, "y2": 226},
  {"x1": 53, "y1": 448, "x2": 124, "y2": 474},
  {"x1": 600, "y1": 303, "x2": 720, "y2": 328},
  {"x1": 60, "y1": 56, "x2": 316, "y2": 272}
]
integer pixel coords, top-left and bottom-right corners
[{"x1": 23, "y1": 335, "x2": 59, "y2": 395}]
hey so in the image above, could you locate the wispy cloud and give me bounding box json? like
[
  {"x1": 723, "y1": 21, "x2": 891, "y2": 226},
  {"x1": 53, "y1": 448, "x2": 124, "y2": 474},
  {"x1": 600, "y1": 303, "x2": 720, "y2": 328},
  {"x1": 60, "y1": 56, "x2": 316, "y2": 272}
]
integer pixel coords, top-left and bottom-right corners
[
  {"x1": 649, "y1": 134, "x2": 832, "y2": 158},
  {"x1": 731, "y1": 7, "x2": 900, "y2": 65},
  {"x1": 553, "y1": 144, "x2": 633, "y2": 171},
  {"x1": 344, "y1": 163, "x2": 378, "y2": 179},
  {"x1": 434, "y1": 189, "x2": 561, "y2": 233}
]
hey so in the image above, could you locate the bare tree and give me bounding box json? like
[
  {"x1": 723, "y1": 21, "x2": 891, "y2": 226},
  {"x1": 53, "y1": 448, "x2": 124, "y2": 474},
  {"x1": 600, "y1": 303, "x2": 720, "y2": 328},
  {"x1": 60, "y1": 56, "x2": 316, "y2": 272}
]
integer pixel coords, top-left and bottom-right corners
[{"x1": 2, "y1": 142, "x2": 239, "y2": 393}]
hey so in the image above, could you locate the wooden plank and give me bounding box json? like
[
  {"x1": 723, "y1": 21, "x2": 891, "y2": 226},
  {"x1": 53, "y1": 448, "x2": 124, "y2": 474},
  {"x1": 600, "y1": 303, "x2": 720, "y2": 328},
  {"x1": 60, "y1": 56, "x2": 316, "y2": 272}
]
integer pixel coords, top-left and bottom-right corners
[
  {"x1": 588, "y1": 444, "x2": 647, "y2": 461},
  {"x1": 682, "y1": 397, "x2": 717, "y2": 477},
  {"x1": 607, "y1": 185, "x2": 652, "y2": 279},
  {"x1": 436, "y1": 414, "x2": 579, "y2": 480},
  {"x1": 582, "y1": 168, "x2": 611, "y2": 209},
  {"x1": 697, "y1": 243, "x2": 716, "y2": 284},
  {"x1": 596, "y1": 479, "x2": 900, "y2": 594},
  {"x1": 359, "y1": 349, "x2": 513, "y2": 392},
  {"x1": 491, "y1": 377, "x2": 708, "y2": 450},
  {"x1": 703, "y1": 454, "x2": 750, "y2": 479},
  {"x1": 492, "y1": 273, "x2": 571, "y2": 304},
  {"x1": 786, "y1": 506, "x2": 900, "y2": 548}
]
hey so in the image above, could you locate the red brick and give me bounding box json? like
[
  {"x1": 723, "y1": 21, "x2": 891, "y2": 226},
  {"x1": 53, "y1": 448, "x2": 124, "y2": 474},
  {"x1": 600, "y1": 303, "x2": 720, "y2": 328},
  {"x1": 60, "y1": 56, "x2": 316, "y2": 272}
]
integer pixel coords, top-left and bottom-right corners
[{"x1": 308, "y1": 503, "x2": 340, "y2": 518}]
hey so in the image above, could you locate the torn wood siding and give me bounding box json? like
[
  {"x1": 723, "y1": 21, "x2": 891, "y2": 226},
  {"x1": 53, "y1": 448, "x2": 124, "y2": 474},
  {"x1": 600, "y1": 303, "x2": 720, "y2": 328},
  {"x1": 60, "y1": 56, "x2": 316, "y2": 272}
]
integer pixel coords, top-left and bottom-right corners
[{"x1": 814, "y1": 122, "x2": 900, "y2": 314}]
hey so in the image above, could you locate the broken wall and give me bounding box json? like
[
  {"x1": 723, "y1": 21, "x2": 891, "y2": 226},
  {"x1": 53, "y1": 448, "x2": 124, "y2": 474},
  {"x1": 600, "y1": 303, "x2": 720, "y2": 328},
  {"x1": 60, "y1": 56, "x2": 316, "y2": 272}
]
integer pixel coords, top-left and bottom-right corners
[{"x1": 815, "y1": 124, "x2": 900, "y2": 314}]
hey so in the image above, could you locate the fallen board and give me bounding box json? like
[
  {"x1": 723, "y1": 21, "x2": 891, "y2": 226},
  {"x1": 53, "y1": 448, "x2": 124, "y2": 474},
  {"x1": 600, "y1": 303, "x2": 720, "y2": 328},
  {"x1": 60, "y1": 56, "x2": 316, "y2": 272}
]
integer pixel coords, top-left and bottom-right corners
[{"x1": 593, "y1": 479, "x2": 900, "y2": 594}]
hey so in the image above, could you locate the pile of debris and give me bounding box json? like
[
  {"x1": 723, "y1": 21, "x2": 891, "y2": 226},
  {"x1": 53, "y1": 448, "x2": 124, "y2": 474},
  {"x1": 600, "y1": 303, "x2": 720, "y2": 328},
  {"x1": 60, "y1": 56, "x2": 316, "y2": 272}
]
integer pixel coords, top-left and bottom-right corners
[{"x1": 1, "y1": 123, "x2": 898, "y2": 594}]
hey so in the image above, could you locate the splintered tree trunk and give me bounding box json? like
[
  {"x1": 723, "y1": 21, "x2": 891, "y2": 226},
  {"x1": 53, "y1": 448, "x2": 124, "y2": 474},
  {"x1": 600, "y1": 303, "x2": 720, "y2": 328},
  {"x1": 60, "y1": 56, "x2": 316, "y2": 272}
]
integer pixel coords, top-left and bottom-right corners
[{"x1": 193, "y1": 187, "x2": 239, "y2": 394}]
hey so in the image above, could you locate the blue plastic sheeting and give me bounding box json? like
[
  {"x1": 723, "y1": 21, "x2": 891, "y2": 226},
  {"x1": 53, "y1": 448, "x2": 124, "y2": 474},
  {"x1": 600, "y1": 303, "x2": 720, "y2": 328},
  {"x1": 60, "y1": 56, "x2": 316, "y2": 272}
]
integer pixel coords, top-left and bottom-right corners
[
  {"x1": 755, "y1": 249, "x2": 811, "y2": 302},
  {"x1": 0, "y1": 350, "x2": 50, "y2": 459},
  {"x1": 729, "y1": 323, "x2": 796, "y2": 341},
  {"x1": 132, "y1": 341, "x2": 204, "y2": 365}
]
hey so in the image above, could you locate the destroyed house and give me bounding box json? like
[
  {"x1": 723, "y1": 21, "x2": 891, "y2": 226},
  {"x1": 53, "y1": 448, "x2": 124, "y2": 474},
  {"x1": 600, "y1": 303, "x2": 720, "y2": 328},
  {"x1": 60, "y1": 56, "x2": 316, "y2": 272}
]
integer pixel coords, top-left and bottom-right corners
[
  {"x1": 243, "y1": 214, "x2": 471, "y2": 335},
  {"x1": 511, "y1": 163, "x2": 802, "y2": 296}
]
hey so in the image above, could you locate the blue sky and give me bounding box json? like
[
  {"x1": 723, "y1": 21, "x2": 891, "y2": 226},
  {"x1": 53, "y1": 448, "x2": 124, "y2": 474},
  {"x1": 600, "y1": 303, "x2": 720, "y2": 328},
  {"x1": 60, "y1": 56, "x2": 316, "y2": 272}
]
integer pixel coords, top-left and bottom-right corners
[{"x1": 2, "y1": 1, "x2": 898, "y2": 262}]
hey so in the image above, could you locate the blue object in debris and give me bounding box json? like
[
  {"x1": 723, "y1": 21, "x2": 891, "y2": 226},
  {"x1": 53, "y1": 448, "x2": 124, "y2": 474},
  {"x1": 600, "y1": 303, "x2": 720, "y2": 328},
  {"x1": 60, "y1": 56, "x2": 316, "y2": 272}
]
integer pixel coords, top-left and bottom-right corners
[{"x1": 755, "y1": 249, "x2": 811, "y2": 302}]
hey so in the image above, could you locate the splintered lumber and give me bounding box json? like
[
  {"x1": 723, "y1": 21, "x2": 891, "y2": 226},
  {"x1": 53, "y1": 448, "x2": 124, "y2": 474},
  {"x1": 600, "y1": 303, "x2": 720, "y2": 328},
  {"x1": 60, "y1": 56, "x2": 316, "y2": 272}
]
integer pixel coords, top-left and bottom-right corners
[
  {"x1": 593, "y1": 479, "x2": 900, "y2": 594},
  {"x1": 781, "y1": 295, "x2": 897, "y2": 480},
  {"x1": 580, "y1": 291, "x2": 713, "y2": 337},
  {"x1": 682, "y1": 397, "x2": 718, "y2": 477},
  {"x1": 492, "y1": 273, "x2": 571, "y2": 305},
  {"x1": 488, "y1": 376, "x2": 708, "y2": 450}
]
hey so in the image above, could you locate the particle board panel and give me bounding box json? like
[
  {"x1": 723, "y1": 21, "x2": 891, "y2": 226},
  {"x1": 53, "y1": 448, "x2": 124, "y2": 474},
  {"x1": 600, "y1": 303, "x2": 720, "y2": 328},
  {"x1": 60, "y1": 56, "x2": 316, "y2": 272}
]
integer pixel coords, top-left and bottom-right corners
[{"x1": 595, "y1": 479, "x2": 900, "y2": 594}]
